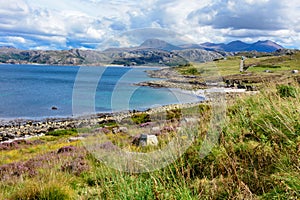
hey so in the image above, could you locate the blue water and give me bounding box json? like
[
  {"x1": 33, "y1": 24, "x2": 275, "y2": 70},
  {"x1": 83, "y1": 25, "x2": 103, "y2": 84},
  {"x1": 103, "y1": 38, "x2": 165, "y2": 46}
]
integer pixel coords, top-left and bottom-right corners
[{"x1": 0, "y1": 64, "x2": 201, "y2": 119}]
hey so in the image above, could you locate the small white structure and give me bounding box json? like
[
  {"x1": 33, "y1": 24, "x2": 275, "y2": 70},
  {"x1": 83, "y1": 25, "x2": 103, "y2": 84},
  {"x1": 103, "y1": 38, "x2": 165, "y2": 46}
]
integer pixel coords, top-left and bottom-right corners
[{"x1": 292, "y1": 70, "x2": 299, "y2": 74}]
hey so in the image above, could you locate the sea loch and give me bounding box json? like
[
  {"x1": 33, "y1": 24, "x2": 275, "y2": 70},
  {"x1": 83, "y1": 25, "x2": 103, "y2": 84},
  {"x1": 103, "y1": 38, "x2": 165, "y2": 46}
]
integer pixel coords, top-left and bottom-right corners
[{"x1": 0, "y1": 64, "x2": 200, "y2": 119}]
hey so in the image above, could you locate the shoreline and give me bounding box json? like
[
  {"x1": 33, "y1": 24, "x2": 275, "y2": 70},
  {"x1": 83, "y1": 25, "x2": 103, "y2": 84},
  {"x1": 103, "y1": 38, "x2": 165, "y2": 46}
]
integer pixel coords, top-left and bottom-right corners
[
  {"x1": 0, "y1": 101, "x2": 206, "y2": 142},
  {"x1": 0, "y1": 85, "x2": 251, "y2": 143}
]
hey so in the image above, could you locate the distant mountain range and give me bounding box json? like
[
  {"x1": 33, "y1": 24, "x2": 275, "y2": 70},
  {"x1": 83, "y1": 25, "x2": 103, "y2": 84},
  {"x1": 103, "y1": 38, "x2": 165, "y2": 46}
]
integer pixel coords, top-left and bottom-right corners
[
  {"x1": 198, "y1": 40, "x2": 284, "y2": 53},
  {"x1": 0, "y1": 39, "x2": 285, "y2": 66},
  {"x1": 138, "y1": 39, "x2": 283, "y2": 53},
  {"x1": 104, "y1": 39, "x2": 284, "y2": 53}
]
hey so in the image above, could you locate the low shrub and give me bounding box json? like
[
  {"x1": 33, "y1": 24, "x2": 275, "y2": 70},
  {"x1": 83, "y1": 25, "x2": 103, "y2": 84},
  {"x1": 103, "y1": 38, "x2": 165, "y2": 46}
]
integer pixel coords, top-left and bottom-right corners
[
  {"x1": 131, "y1": 113, "x2": 150, "y2": 124},
  {"x1": 166, "y1": 108, "x2": 182, "y2": 121},
  {"x1": 46, "y1": 129, "x2": 78, "y2": 137},
  {"x1": 181, "y1": 67, "x2": 199, "y2": 75},
  {"x1": 9, "y1": 182, "x2": 74, "y2": 200},
  {"x1": 277, "y1": 84, "x2": 297, "y2": 98}
]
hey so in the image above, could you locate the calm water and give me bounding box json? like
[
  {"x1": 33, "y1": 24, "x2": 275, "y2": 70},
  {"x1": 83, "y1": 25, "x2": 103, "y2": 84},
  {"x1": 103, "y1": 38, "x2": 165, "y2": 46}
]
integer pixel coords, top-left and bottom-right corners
[{"x1": 0, "y1": 64, "x2": 202, "y2": 119}]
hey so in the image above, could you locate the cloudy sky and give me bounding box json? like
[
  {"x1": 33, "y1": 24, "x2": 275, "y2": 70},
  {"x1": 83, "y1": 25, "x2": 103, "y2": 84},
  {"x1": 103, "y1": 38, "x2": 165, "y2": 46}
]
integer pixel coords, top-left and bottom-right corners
[{"x1": 0, "y1": 0, "x2": 299, "y2": 50}]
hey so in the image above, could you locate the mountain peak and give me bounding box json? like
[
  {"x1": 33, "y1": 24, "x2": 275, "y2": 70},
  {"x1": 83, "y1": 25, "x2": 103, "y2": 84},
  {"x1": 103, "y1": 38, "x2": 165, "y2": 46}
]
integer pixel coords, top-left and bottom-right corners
[
  {"x1": 254, "y1": 40, "x2": 273, "y2": 44},
  {"x1": 248, "y1": 40, "x2": 284, "y2": 52},
  {"x1": 140, "y1": 38, "x2": 167, "y2": 46},
  {"x1": 227, "y1": 40, "x2": 246, "y2": 44},
  {"x1": 139, "y1": 38, "x2": 182, "y2": 51}
]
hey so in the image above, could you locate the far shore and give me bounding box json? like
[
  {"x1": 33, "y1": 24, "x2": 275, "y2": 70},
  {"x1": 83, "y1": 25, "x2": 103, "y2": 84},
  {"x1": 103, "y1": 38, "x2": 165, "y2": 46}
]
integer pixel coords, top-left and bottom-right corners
[{"x1": 0, "y1": 62, "x2": 168, "y2": 69}]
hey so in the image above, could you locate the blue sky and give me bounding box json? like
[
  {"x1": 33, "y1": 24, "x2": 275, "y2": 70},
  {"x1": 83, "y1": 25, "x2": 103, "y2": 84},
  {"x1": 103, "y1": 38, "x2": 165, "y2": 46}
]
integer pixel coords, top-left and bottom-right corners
[{"x1": 0, "y1": 0, "x2": 299, "y2": 50}]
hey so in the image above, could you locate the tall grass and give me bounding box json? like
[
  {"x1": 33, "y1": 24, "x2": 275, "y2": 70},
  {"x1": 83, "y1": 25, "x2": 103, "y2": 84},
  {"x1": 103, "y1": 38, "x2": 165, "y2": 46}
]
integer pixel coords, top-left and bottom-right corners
[
  {"x1": 8, "y1": 172, "x2": 76, "y2": 200},
  {"x1": 77, "y1": 81, "x2": 299, "y2": 199}
]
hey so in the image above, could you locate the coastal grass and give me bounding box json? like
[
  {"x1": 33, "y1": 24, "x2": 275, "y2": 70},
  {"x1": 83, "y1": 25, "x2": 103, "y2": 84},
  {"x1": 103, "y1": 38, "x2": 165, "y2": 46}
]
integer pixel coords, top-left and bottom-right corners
[
  {"x1": 1, "y1": 80, "x2": 300, "y2": 199},
  {"x1": 178, "y1": 52, "x2": 300, "y2": 78},
  {"x1": 1, "y1": 171, "x2": 77, "y2": 200}
]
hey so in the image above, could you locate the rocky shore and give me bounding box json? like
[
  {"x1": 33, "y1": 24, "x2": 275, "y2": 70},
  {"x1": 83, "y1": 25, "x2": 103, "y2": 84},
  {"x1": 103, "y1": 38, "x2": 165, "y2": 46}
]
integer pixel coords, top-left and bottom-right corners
[
  {"x1": 135, "y1": 66, "x2": 262, "y2": 92},
  {"x1": 135, "y1": 68, "x2": 226, "y2": 90},
  {"x1": 0, "y1": 102, "x2": 206, "y2": 142},
  {"x1": 0, "y1": 114, "x2": 112, "y2": 142},
  {"x1": 0, "y1": 87, "x2": 255, "y2": 143}
]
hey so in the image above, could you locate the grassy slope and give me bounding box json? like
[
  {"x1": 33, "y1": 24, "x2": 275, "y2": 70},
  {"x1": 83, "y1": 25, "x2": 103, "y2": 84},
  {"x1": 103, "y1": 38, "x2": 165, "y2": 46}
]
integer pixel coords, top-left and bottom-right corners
[
  {"x1": 1, "y1": 54, "x2": 300, "y2": 199},
  {"x1": 178, "y1": 51, "x2": 300, "y2": 79}
]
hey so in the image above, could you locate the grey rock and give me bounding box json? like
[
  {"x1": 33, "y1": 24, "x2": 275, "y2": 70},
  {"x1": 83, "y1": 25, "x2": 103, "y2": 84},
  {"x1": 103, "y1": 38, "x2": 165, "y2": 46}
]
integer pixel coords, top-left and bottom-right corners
[{"x1": 133, "y1": 134, "x2": 158, "y2": 147}]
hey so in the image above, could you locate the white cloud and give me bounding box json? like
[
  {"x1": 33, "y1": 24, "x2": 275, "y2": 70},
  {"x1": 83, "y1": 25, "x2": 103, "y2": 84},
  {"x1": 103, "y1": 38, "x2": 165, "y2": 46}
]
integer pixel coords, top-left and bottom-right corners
[
  {"x1": 7, "y1": 36, "x2": 26, "y2": 44},
  {"x1": 0, "y1": 0, "x2": 299, "y2": 49}
]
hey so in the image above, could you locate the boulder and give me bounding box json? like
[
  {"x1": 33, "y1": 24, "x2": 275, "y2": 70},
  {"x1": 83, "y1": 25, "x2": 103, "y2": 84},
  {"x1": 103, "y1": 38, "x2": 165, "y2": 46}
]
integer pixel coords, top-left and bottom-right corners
[
  {"x1": 51, "y1": 106, "x2": 58, "y2": 110},
  {"x1": 133, "y1": 134, "x2": 158, "y2": 147},
  {"x1": 146, "y1": 135, "x2": 159, "y2": 146},
  {"x1": 138, "y1": 134, "x2": 148, "y2": 146}
]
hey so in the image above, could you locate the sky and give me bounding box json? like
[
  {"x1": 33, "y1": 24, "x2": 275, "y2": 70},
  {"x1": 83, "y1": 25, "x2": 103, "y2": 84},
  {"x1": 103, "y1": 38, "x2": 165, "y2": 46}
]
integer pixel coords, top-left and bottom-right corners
[{"x1": 0, "y1": 0, "x2": 299, "y2": 50}]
